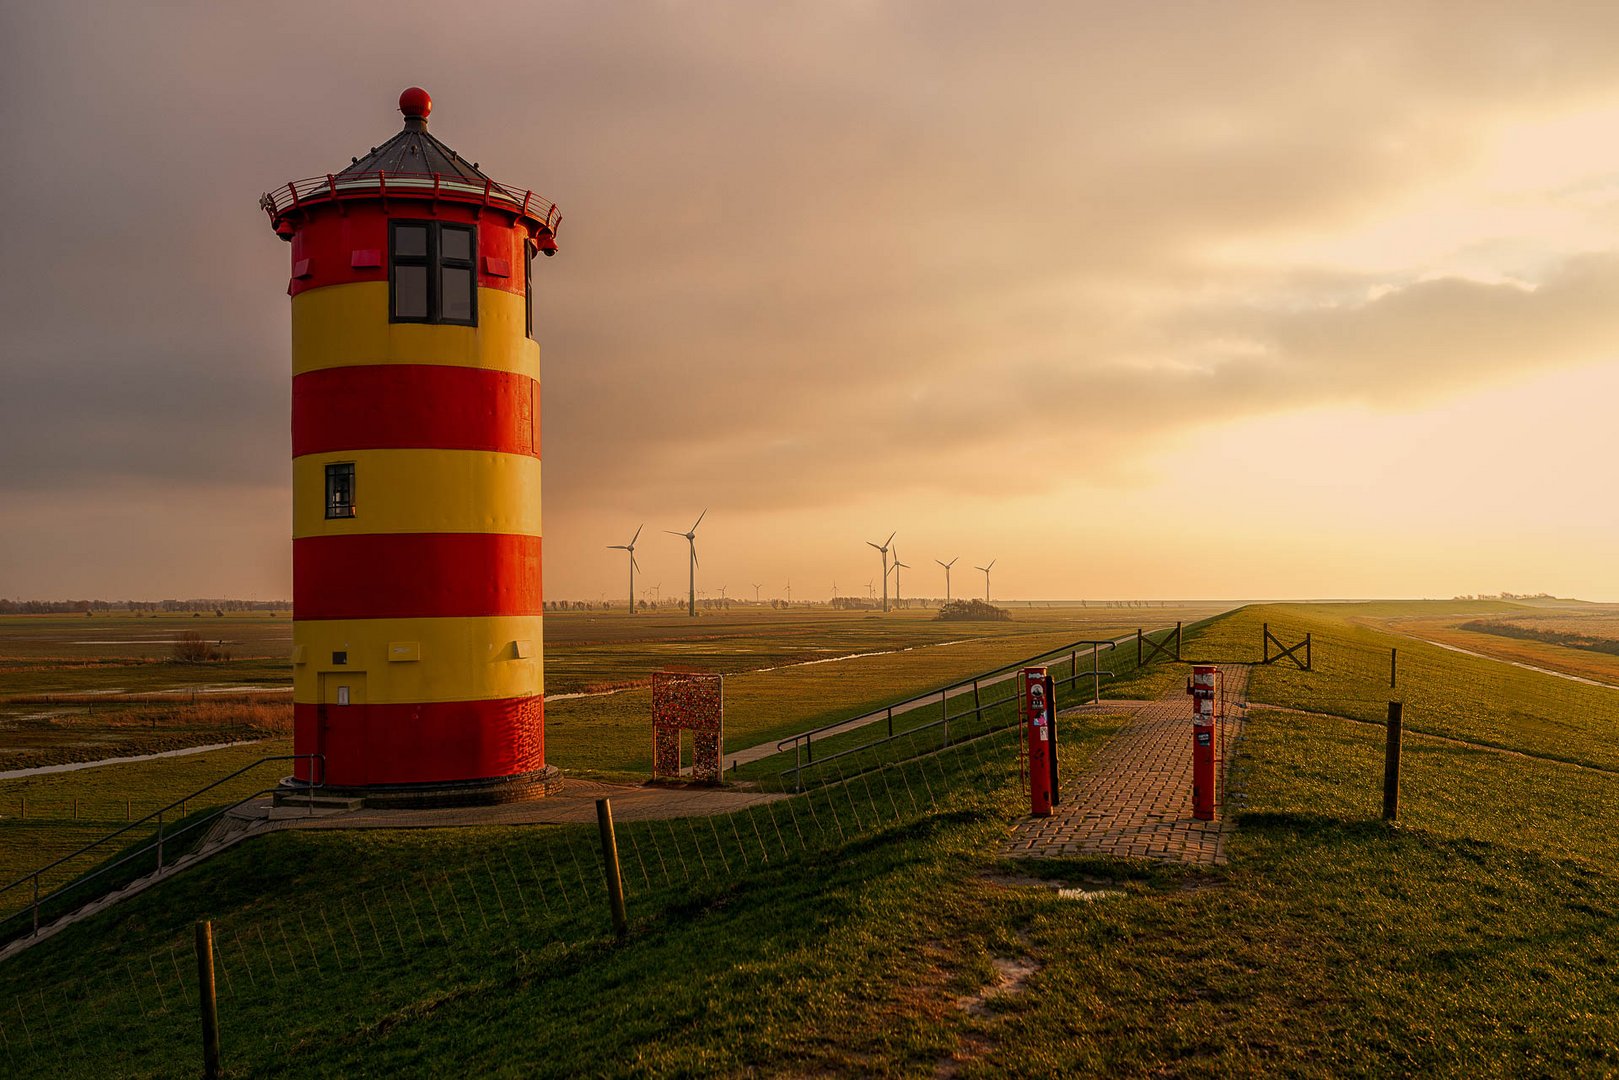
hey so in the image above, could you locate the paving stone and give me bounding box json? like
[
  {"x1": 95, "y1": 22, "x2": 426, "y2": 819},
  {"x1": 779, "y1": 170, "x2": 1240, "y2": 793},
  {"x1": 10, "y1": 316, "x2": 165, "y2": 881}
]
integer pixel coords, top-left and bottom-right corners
[{"x1": 1000, "y1": 665, "x2": 1250, "y2": 867}]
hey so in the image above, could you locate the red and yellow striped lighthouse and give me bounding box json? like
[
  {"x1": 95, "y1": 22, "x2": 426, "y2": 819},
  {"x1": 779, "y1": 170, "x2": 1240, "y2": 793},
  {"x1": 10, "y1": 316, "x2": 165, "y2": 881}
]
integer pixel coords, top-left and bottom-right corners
[{"x1": 262, "y1": 88, "x2": 560, "y2": 803}]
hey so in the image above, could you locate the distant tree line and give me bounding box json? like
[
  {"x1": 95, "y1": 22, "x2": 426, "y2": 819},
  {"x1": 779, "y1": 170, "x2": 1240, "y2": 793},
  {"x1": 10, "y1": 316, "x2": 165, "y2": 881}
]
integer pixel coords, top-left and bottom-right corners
[
  {"x1": 0, "y1": 598, "x2": 288, "y2": 614},
  {"x1": 1451, "y1": 592, "x2": 1554, "y2": 601}
]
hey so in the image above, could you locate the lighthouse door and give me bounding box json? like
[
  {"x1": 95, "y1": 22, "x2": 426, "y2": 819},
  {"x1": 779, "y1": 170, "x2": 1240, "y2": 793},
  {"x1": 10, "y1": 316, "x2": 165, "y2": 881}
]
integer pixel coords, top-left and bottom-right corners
[{"x1": 317, "y1": 673, "x2": 367, "y2": 785}]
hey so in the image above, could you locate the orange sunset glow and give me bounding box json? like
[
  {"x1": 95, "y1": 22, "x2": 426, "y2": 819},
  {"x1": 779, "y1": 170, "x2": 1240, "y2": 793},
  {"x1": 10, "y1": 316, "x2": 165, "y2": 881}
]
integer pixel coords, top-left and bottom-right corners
[{"x1": 2, "y1": 3, "x2": 1617, "y2": 602}]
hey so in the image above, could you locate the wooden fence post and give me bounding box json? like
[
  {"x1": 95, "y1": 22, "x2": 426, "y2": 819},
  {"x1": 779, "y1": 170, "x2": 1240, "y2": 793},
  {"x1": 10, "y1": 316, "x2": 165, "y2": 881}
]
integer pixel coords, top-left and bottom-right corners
[
  {"x1": 596, "y1": 798, "x2": 629, "y2": 941},
  {"x1": 195, "y1": 920, "x2": 221, "y2": 1080},
  {"x1": 1383, "y1": 702, "x2": 1403, "y2": 822}
]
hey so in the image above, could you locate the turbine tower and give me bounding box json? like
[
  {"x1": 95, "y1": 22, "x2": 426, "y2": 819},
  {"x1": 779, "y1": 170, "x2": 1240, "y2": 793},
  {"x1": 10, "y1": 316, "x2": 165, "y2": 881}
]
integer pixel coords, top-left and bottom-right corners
[
  {"x1": 975, "y1": 558, "x2": 997, "y2": 603},
  {"x1": 665, "y1": 509, "x2": 706, "y2": 617},
  {"x1": 606, "y1": 525, "x2": 643, "y2": 614},
  {"x1": 866, "y1": 531, "x2": 895, "y2": 613},
  {"x1": 891, "y1": 547, "x2": 910, "y2": 607},
  {"x1": 936, "y1": 557, "x2": 958, "y2": 604}
]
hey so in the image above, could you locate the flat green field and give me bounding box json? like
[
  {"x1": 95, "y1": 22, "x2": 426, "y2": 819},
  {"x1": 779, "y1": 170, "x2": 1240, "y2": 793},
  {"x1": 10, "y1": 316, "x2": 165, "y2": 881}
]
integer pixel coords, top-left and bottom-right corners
[
  {"x1": 0, "y1": 605, "x2": 1227, "y2": 777},
  {"x1": 2, "y1": 602, "x2": 1619, "y2": 1075}
]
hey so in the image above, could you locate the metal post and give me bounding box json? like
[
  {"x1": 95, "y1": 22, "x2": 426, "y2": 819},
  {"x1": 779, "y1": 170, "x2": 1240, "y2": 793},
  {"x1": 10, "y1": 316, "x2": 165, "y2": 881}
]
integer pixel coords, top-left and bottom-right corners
[
  {"x1": 195, "y1": 920, "x2": 221, "y2": 1080},
  {"x1": 972, "y1": 678, "x2": 981, "y2": 720},
  {"x1": 886, "y1": 705, "x2": 894, "y2": 739},
  {"x1": 1091, "y1": 648, "x2": 1102, "y2": 704},
  {"x1": 32, "y1": 876, "x2": 39, "y2": 935},
  {"x1": 1390, "y1": 648, "x2": 1398, "y2": 688},
  {"x1": 1383, "y1": 702, "x2": 1403, "y2": 822},
  {"x1": 157, "y1": 812, "x2": 165, "y2": 871},
  {"x1": 1176, "y1": 622, "x2": 1183, "y2": 661},
  {"x1": 595, "y1": 798, "x2": 629, "y2": 941},
  {"x1": 1306, "y1": 633, "x2": 1312, "y2": 672},
  {"x1": 1263, "y1": 622, "x2": 1269, "y2": 664},
  {"x1": 1137, "y1": 629, "x2": 1143, "y2": 668}
]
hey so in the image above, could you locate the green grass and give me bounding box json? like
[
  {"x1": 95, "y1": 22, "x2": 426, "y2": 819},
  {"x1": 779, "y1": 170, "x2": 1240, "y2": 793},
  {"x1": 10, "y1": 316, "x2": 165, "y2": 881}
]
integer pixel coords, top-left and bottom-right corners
[
  {"x1": 5, "y1": 602, "x2": 1619, "y2": 1075},
  {"x1": 0, "y1": 740, "x2": 295, "y2": 926},
  {"x1": 1190, "y1": 602, "x2": 1619, "y2": 771}
]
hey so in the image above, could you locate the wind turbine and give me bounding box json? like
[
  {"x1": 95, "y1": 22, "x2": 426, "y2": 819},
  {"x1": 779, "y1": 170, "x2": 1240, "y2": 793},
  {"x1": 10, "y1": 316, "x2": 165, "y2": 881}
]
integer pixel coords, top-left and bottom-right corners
[
  {"x1": 784, "y1": 580, "x2": 793, "y2": 605},
  {"x1": 866, "y1": 531, "x2": 895, "y2": 613},
  {"x1": 830, "y1": 580, "x2": 838, "y2": 599},
  {"x1": 891, "y1": 547, "x2": 910, "y2": 607},
  {"x1": 606, "y1": 524, "x2": 643, "y2": 614},
  {"x1": 665, "y1": 509, "x2": 706, "y2": 617},
  {"x1": 975, "y1": 558, "x2": 996, "y2": 603},
  {"x1": 753, "y1": 583, "x2": 763, "y2": 603},
  {"x1": 866, "y1": 580, "x2": 875, "y2": 600},
  {"x1": 936, "y1": 557, "x2": 958, "y2": 604}
]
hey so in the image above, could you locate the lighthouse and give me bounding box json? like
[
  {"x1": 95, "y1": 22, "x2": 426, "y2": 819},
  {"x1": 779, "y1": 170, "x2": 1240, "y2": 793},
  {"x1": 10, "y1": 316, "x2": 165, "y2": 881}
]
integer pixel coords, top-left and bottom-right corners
[{"x1": 262, "y1": 88, "x2": 560, "y2": 804}]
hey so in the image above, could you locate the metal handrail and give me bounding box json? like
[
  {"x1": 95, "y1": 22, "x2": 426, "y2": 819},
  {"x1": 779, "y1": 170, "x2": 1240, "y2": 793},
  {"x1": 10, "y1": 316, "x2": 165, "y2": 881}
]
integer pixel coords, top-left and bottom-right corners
[
  {"x1": 260, "y1": 171, "x2": 561, "y2": 232},
  {"x1": 775, "y1": 630, "x2": 1147, "y2": 756},
  {"x1": 0, "y1": 754, "x2": 323, "y2": 943},
  {"x1": 774, "y1": 634, "x2": 1157, "y2": 790}
]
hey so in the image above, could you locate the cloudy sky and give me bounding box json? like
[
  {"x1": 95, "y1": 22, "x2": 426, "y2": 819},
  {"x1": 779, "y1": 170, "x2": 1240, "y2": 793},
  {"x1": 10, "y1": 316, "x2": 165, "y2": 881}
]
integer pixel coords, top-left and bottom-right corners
[{"x1": 3, "y1": 1, "x2": 1618, "y2": 602}]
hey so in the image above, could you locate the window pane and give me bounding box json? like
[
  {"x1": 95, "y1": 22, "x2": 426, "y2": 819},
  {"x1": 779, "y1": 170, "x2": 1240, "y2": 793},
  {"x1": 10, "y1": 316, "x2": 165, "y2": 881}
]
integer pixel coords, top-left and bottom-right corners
[
  {"x1": 394, "y1": 225, "x2": 428, "y2": 258},
  {"x1": 325, "y1": 463, "x2": 355, "y2": 519},
  {"x1": 441, "y1": 266, "x2": 474, "y2": 321},
  {"x1": 394, "y1": 265, "x2": 428, "y2": 318},
  {"x1": 440, "y1": 226, "x2": 473, "y2": 263}
]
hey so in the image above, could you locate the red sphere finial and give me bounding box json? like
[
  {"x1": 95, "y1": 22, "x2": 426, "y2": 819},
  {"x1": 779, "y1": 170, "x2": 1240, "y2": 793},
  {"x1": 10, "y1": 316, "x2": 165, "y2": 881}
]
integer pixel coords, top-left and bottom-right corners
[{"x1": 399, "y1": 87, "x2": 432, "y2": 121}]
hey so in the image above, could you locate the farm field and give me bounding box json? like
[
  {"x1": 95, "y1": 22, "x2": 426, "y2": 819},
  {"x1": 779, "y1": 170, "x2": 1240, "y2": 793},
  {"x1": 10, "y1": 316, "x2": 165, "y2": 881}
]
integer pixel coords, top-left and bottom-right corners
[
  {"x1": 1353, "y1": 600, "x2": 1619, "y2": 689},
  {"x1": 0, "y1": 604, "x2": 1229, "y2": 776},
  {"x1": 2, "y1": 602, "x2": 1618, "y2": 1075}
]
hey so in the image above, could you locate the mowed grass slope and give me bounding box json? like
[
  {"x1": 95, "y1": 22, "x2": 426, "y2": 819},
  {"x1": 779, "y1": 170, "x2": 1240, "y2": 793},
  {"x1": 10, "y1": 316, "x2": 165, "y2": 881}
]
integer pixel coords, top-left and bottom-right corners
[{"x1": 2, "y1": 605, "x2": 1618, "y2": 1074}]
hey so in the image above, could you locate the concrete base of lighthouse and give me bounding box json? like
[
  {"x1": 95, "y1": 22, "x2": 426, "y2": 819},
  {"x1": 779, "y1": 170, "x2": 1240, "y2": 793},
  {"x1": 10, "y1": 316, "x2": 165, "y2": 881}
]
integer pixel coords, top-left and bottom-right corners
[{"x1": 274, "y1": 765, "x2": 564, "y2": 810}]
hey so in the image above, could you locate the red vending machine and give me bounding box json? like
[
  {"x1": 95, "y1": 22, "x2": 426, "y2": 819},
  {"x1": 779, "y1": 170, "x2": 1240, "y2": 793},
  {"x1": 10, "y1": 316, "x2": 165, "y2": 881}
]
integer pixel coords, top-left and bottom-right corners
[
  {"x1": 1022, "y1": 666, "x2": 1056, "y2": 817},
  {"x1": 1187, "y1": 665, "x2": 1220, "y2": 821}
]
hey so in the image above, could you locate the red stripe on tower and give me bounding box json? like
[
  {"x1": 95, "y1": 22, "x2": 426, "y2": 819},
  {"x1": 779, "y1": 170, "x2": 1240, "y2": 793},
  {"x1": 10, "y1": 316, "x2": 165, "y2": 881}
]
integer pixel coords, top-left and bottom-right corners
[
  {"x1": 293, "y1": 696, "x2": 545, "y2": 786},
  {"x1": 293, "y1": 365, "x2": 539, "y2": 457},
  {"x1": 294, "y1": 533, "x2": 543, "y2": 620}
]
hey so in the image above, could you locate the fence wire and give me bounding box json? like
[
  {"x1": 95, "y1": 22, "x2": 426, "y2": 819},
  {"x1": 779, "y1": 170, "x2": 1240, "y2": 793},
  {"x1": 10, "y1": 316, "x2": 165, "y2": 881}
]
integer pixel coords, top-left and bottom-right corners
[{"x1": 0, "y1": 719, "x2": 1025, "y2": 1079}]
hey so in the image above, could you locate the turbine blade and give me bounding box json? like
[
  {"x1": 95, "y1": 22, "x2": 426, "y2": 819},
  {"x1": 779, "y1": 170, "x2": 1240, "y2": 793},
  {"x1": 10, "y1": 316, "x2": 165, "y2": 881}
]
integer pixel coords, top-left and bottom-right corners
[
  {"x1": 692, "y1": 543, "x2": 700, "y2": 570},
  {"x1": 866, "y1": 541, "x2": 882, "y2": 551},
  {"x1": 632, "y1": 554, "x2": 641, "y2": 572},
  {"x1": 631, "y1": 523, "x2": 643, "y2": 545},
  {"x1": 608, "y1": 545, "x2": 628, "y2": 550},
  {"x1": 884, "y1": 531, "x2": 896, "y2": 548},
  {"x1": 988, "y1": 559, "x2": 997, "y2": 571},
  {"x1": 692, "y1": 508, "x2": 707, "y2": 531},
  {"x1": 663, "y1": 529, "x2": 686, "y2": 537}
]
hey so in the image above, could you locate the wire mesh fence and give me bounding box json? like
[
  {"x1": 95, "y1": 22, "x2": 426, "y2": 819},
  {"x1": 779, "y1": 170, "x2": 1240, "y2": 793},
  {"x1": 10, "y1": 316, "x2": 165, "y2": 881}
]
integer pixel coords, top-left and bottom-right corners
[{"x1": 0, "y1": 718, "x2": 1027, "y2": 1078}]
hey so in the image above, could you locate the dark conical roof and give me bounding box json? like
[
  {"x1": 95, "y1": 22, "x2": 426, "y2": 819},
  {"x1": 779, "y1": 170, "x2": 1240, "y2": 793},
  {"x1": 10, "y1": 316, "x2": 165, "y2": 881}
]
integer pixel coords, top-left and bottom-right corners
[
  {"x1": 262, "y1": 88, "x2": 560, "y2": 249},
  {"x1": 338, "y1": 123, "x2": 491, "y2": 183}
]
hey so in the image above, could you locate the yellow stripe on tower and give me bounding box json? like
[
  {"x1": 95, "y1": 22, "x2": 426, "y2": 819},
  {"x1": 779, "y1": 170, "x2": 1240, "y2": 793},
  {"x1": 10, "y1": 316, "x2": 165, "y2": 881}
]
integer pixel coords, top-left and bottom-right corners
[
  {"x1": 293, "y1": 449, "x2": 543, "y2": 539},
  {"x1": 292, "y1": 282, "x2": 540, "y2": 378},
  {"x1": 293, "y1": 614, "x2": 545, "y2": 706}
]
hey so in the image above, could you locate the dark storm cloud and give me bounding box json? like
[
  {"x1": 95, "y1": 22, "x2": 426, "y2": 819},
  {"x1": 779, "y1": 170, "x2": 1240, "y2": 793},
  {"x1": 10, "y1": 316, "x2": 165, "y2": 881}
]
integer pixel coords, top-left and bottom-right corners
[{"x1": 5, "y1": 1, "x2": 1619, "y2": 595}]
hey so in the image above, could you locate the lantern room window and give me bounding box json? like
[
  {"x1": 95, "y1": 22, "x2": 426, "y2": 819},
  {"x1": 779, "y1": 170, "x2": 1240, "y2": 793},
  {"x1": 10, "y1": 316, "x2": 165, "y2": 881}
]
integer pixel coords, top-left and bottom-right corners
[
  {"x1": 325, "y1": 462, "x2": 356, "y2": 519},
  {"x1": 390, "y1": 221, "x2": 477, "y2": 326},
  {"x1": 525, "y1": 245, "x2": 535, "y2": 340}
]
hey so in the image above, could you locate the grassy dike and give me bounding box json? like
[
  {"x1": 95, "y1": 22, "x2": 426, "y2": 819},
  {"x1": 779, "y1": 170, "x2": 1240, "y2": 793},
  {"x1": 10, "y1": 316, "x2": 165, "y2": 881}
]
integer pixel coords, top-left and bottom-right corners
[{"x1": 2, "y1": 604, "x2": 1618, "y2": 1075}]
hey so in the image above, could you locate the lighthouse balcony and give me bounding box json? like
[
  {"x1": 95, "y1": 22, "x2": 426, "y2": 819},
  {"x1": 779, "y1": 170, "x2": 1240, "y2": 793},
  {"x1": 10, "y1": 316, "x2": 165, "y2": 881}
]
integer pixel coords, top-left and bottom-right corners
[{"x1": 261, "y1": 171, "x2": 561, "y2": 239}]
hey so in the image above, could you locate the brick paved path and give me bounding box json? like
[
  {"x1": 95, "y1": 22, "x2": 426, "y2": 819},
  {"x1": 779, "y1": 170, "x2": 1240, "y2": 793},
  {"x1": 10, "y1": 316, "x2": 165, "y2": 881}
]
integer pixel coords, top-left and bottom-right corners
[{"x1": 1000, "y1": 665, "x2": 1250, "y2": 867}]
